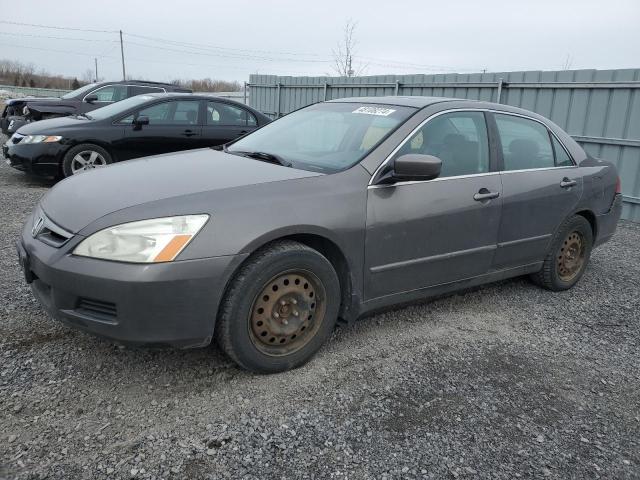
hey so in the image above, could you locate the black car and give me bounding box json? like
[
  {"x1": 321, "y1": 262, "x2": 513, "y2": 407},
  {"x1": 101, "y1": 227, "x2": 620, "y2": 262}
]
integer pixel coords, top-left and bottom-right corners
[
  {"x1": 3, "y1": 93, "x2": 271, "y2": 177},
  {"x1": 0, "y1": 80, "x2": 192, "y2": 135}
]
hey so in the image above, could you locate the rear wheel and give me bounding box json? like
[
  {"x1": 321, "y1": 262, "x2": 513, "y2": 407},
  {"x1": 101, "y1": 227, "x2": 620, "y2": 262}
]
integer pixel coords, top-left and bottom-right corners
[
  {"x1": 61, "y1": 144, "x2": 112, "y2": 177},
  {"x1": 530, "y1": 215, "x2": 593, "y2": 291},
  {"x1": 216, "y1": 240, "x2": 340, "y2": 373}
]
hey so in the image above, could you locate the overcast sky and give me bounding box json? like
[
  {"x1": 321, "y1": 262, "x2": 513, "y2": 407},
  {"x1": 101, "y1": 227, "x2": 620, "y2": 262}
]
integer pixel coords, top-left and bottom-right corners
[{"x1": 1, "y1": 0, "x2": 639, "y2": 84}]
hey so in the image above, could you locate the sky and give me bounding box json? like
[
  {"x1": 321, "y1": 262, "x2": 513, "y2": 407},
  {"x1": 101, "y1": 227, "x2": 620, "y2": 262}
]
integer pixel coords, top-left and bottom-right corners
[{"x1": 0, "y1": 0, "x2": 638, "y2": 84}]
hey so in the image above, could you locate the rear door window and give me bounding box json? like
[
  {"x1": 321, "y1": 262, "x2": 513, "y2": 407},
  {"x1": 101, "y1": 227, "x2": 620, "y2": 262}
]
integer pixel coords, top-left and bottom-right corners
[
  {"x1": 551, "y1": 135, "x2": 574, "y2": 167},
  {"x1": 207, "y1": 101, "x2": 257, "y2": 127},
  {"x1": 90, "y1": 85, "x2": 128, "y2": 102},
  {"x1": 495, "y1": 114, "x2": 554, "y2": 170}
]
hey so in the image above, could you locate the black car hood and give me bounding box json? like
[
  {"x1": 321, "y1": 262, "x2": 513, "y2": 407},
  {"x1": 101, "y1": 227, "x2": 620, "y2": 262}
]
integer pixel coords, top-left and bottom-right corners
[
  {"x1": 17, "y1": 115, "x2": 89, "y2": 135},
  {"x1": 5, "y1": 97, "x2": 61, "y2": 105},
  {"x1": 41, "y1": 148, "x2": 322, "y2": 233}
]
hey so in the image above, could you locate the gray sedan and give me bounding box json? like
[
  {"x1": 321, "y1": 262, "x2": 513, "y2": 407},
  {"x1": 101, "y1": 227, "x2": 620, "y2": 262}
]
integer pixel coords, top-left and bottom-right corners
[{"x1": 18, "y1": 96, "x2": 622, "y2": 373}]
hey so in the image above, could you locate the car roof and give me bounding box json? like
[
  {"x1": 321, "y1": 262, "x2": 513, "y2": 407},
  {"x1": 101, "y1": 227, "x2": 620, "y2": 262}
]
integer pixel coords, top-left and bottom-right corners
[
  {"x1": 140, "y1": 92, "x2": 244, "y2": 101},
  {"x1": 327, "y1": 95, "x2": 460, "y2": 108}
]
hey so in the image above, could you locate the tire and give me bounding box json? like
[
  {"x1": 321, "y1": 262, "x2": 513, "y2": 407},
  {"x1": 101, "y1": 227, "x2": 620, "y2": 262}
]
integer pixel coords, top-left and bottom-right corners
[
  {"x1": 530, "y1": 215, "x2": 593, "y2": 291},
  {"x1": 216, "y1": 240, "x2": 340, "y2": 373},
  {"x1": 61, "y1": 144, "x2": 112, "y2": 177}
]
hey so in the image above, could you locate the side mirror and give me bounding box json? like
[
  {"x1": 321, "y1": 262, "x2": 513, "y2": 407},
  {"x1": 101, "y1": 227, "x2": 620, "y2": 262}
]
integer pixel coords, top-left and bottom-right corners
[
  {"x1": 393, "y1": 154, "x2": 442, "y2": 182},
  {"x1": 134, "y1": 116, "x2": 150, "y2": 127},
  {"x1": 84, "y1": 94, "x2": 98, "y2": 103}
]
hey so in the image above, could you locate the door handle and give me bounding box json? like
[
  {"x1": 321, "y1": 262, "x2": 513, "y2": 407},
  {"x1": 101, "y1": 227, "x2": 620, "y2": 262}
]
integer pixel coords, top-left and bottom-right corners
[
  {"x1": 473, "y1": 189, "x2": 500, "y2": 201},
  {"x1": 182, "y1": 129, "x2": 197, "y2": 137},
  {"x1": 560, "y1": 177, "x2": 577, "y2": 188}
]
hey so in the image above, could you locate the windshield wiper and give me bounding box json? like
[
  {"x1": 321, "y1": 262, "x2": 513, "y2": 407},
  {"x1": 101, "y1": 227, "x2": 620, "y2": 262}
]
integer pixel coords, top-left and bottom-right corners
[
  {"x1": 232, "y1": 150, "x2": 292, "y2": 167},
  {"x1": 76, "y1": 113, "x2": 92, "y2": 120}
]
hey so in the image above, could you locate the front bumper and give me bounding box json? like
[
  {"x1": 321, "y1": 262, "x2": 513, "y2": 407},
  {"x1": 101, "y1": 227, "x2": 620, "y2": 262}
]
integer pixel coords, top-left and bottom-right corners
[
  {"x1": 3, "y1": 140, "x2": 64, "y2": 177},
  {"x1": 1, "y1": 115, "x2": 27, "y2": 135},
  {"x1": 18, "y1": 221, "x2": 247, "y2": 348}
]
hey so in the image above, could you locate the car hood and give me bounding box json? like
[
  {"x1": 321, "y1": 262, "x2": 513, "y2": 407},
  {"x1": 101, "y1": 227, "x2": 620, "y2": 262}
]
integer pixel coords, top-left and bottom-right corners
[
  {"x1": 17, "y1": 115, "x2": 89, "y2": 135},
  {"x1": 41, "y1": 148, "x2": 322, "y2": 233},
  {"x1": 5, "y1": 96, "x2": 61, "y2": 105}
]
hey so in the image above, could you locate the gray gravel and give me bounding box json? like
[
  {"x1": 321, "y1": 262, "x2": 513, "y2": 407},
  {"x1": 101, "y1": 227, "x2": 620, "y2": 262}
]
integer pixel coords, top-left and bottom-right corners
[{"x1": 0, "y1": 135, "x2": 638, "y2": 479}]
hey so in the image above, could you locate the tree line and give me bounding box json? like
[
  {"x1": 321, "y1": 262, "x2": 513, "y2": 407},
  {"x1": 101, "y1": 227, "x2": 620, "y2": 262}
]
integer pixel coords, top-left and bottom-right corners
[{"x1": 0, "y1": 59, "x2": 243, "y2": 92}]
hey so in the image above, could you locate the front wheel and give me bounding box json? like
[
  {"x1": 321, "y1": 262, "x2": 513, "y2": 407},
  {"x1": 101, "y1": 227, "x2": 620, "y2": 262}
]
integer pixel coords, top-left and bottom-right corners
[
  {"x1": 215, "y1": 240, "x2": 340, "y2": 373},
  {"x1": 530, "y1": 215, "x2": 593, "y2": 291},
  {"x1": 61, "y1": 144, "x2": 112, "y2": 177}
]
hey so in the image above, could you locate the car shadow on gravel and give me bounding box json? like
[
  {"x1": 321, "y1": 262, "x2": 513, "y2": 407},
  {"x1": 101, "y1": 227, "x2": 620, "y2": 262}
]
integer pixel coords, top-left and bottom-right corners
[{"x1": 0, "y1": 169, "x2": 57, "y2": 188}]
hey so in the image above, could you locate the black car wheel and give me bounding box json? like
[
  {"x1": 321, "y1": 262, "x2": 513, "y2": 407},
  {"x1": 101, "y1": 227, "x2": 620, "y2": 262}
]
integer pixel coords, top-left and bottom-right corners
[
  {"x1": 62, "y1": 144, "x2": 112, "y2": 177},
  {"x1": 216, "y1": 240, "x2": 340, "y2": 373},
  {"x1": 530, "y1": 215, "x2": 593, "y2": 291}
]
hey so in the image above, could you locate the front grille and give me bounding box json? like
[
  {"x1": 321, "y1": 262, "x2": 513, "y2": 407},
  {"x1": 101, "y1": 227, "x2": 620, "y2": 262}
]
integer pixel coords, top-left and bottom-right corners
[
  {"x1": 76, "y1": 298, "x2": 118, "y2": 322},
  {"x1": 31, "y1": 208, "x2": 73, "y2": 248}
]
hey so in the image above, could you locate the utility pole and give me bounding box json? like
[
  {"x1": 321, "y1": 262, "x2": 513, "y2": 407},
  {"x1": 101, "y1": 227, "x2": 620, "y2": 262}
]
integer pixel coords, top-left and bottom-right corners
[
  {"x1": 94, "y1": 57, "x2": 98, "y2": 82},
  {"x1": 119, "y1": 30, "x2": 126, "y2": 80}
]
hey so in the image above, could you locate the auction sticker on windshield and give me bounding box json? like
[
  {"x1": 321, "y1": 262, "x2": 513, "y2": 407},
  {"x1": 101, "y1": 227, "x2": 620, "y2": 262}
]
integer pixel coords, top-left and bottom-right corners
[{"x1": 352, "y1": 106, "x2": 396, "y2": 116}]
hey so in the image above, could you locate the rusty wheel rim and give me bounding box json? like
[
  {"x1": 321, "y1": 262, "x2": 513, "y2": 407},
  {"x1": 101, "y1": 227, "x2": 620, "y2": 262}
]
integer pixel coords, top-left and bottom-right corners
[
  {"x1": 248, "y1": 269, "x2": 326, "y2": 356},
  {"x1": 557, "y1": 231, "x2": 586, "y2": 282}
]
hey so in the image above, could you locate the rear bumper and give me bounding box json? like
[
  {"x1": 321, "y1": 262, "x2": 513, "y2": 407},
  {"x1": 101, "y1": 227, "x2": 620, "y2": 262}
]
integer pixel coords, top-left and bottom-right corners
[
  {"x1": 18, "y1": 226, "x2": 248, "y2": 348},
  {"x1": 594, "y1": 194, "x2": 622, "y2": 247}
]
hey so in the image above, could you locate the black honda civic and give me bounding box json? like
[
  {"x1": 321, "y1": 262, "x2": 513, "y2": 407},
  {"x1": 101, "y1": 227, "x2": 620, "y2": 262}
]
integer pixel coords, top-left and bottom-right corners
[{"x1": 2, "y1": 93, "x2": 270, "y2": 178}]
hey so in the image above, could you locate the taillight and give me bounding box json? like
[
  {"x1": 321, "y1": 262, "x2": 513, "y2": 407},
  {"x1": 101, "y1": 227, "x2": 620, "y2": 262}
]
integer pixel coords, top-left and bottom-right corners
[{"x1": 615, "y1": 176, "x2": 621, "y2": 194}]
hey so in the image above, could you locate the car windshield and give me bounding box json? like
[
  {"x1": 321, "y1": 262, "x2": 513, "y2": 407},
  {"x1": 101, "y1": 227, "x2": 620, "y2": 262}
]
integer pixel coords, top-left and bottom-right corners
[
  {"x1": 228, "y1": 102, "x2": 416, "y2": 173},
  {"x1": 61, "y1": 83, "x2": 98, "y2": 99},
  {"x1": 85, "y1": 95, "x2": 157, "y2": 121}
]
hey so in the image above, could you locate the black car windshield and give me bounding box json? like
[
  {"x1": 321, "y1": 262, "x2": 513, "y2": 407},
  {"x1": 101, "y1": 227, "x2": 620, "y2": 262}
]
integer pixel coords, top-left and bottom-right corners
[
  {"x1": 228, "y1": 102, "x2": 415, "y2": 173},
  {"x1": 61, "y1": 83, "x2": 97, "y2": 100},
  {"x1": 86, "y1": 95, "x2": 157, "y2": 121}
]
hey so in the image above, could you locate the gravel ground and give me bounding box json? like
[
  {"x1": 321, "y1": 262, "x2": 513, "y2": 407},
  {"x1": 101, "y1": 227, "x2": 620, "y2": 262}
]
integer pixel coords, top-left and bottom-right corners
[{"x1": 0, "y1": 135, "x2": 638, "y2": 479}]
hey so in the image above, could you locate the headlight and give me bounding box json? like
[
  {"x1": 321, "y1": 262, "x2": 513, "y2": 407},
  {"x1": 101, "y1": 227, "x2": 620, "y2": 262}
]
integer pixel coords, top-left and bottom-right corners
[
  {"x1": 23, "y1": 106, "x2": 29, "y2": 115},
  {"x1": 73, "y1": 215, "x2": 209, "y2": 263},
  {"x1": 21, "y1": 135, "x2": 63, "y2": 144}
]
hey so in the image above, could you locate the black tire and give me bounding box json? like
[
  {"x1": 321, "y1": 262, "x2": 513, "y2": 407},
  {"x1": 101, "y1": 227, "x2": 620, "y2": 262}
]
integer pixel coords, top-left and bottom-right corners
[
  {"x1": 61, "y1": 143, "x2": 112, "y2": 178},
  {"x1": 530, "y1": 215, "x2": 593, "y2": 291},
  {"x1": 215, "y1": 240, "x2": 340, "y2": 373}
]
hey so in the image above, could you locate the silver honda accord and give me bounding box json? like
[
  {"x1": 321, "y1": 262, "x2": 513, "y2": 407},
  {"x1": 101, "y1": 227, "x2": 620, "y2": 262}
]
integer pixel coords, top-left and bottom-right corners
[{"x1": 17, "y1": 96, "x2": 621, "y2": 372}]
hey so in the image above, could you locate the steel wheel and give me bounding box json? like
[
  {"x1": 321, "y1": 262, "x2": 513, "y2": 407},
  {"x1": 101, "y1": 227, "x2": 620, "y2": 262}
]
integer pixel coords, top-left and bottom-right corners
[
  {"x1": 557, "y1": 230, "x2": 586, "y2": 282},
  {"x1": 248, "y1": 269, "x2": 326, "y2": 357},
  {"x1": 70, "y1": 150, "x2": 107, "y2": 174}
]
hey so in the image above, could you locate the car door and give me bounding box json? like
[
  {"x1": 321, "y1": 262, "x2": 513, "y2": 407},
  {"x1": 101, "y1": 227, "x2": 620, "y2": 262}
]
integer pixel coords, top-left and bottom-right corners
[
  {"x1": 364, "y1": 110, "x2": 503, "y2": 300},
  {"x1": 201, "y1": 100, "x2": 259, "y2": 147},
  {"x1": 490, "y1": 112, "x2": 583, "y2": 269},
  {"x1": 116, "y1": 99, "x2": 202, "y2": 160}
]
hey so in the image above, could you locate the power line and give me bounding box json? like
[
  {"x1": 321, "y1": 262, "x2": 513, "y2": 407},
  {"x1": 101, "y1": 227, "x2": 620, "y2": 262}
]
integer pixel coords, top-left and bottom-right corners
[
  {"x1": 0, "y1": 19, "x2": 482, "y2": 75},
  {"x1": 123, "y1": 32, "x2": 327, "y2": 57},
  {"x1": 0, "y1": 30, "x2": 118, "y2": 43},
  {"x1": 0, "y1": 20, "x2": 118, "y2": 34},
  {"x1": 0, "y1": 41, "x2": 117, "y2": 59},
  {"x1": 124, "y1": 39, "x2": 330, "y2": 64}
]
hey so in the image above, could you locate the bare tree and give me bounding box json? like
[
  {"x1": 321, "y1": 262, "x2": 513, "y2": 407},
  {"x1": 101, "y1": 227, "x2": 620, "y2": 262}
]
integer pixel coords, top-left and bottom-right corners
[
  {"x1": 81, "y1": 68, "x2": 95, "y2": 84},
  {"x1": 332, "y1": 20, "x2": 366, "y2": 77}
]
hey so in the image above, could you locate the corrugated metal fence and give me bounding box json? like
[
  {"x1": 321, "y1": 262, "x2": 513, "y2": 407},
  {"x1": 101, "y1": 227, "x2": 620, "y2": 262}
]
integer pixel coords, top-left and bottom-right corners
[{"x1": 249, "y1": 69, "x2": 640, "y2": 222}]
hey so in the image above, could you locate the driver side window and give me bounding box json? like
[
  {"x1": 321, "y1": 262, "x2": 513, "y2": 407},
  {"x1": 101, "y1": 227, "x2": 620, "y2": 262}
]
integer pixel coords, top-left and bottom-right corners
[
  {"x1": 395, "y1": 111, "x2": 490, "y2": 178},
  {"x1": 91, "y1": 85, "x2": 128, "y2": 103}
]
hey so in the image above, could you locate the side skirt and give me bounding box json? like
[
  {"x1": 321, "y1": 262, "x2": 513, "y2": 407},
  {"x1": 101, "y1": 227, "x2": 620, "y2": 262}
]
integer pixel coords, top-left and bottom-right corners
[{"x1": 357, "y1": 262, "x2": 543, "y2": 318}]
